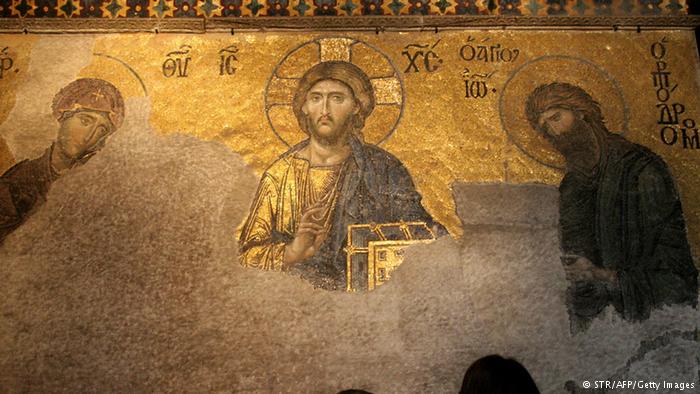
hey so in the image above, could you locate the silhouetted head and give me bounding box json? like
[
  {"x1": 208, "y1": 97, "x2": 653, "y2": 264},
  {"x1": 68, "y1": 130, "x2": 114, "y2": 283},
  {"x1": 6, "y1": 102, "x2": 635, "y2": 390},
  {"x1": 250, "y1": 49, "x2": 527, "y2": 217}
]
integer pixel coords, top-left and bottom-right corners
[
  {"x1": 460, "y1": 355, "x2": 540, "y2": 394},
  {"x1": 337, "y1": 389, "x2": 374, "y2": 394}
]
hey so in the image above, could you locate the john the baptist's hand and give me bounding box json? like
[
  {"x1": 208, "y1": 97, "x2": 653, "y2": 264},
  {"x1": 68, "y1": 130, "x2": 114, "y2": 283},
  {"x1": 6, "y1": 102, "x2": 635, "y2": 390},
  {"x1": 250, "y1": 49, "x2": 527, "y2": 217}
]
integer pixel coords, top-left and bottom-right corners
[
  {"x1": 563, "y1": 256, "x2": 617, "y2": 284},
  {"x1": 283, "y1": 201, "x2": 330, "y2": 267}
]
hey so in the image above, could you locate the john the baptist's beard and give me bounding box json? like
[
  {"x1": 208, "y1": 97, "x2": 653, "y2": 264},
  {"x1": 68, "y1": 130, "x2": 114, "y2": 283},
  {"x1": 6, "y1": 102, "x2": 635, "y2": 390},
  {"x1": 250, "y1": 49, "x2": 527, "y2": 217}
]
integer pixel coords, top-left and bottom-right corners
[
  {"x1": 305, "y1": 114, "x2": 356, "y2": 147},
  {"x1": 545, "y1": 117, "x2": 599, "y2": 163}
]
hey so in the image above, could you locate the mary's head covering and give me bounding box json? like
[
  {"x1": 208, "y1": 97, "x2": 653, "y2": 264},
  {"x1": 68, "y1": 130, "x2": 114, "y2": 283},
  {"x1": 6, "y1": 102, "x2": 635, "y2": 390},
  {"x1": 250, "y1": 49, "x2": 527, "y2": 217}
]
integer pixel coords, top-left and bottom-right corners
[{"x1": 51, "y1": 78, "x2": 125, "y2": 130}]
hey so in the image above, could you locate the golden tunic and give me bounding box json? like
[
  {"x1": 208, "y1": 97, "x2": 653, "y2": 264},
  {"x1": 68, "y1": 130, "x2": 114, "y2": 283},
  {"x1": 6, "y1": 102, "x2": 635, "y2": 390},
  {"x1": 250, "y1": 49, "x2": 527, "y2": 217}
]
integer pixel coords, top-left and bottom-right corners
[
  {"x1": 239, "y1": 152, "x2": 345, "y2": 271},
  {"x1": 306, "y1": 164, "x2": 343, "y2": 227}
]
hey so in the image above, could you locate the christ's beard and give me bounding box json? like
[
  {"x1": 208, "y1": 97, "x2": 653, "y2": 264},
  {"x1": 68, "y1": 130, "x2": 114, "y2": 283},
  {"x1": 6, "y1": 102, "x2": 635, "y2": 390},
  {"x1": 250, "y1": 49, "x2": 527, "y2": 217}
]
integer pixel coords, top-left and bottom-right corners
[
  {"x1": 547, "y1": 118, "x2": 600, "y2": 169},
  {"x1": 306, "y1": 115, "x2": 355, "y2": 147}
]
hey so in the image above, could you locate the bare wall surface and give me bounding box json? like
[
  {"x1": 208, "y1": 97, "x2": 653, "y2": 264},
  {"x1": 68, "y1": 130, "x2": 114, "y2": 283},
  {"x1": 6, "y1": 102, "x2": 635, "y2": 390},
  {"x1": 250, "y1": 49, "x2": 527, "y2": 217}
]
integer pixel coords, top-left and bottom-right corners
[{"x1": 0, "y1": 98, "x2": 697, "y2": 392}]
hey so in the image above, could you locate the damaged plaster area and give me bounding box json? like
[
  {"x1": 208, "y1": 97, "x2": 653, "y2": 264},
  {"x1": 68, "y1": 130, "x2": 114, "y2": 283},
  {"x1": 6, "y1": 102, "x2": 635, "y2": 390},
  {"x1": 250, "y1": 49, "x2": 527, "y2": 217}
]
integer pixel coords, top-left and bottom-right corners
[{"x1": 0, "y1": 98, "x2": 697, "y2": 393}]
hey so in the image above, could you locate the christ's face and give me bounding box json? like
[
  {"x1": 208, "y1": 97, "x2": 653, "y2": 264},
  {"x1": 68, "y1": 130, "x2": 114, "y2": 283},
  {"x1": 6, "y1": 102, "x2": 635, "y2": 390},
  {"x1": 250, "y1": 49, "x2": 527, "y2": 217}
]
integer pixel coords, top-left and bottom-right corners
[
  {"x1": 302, "y1": 79, "x2": 358, "y2": 146},
  {"x1": 57, "y1": 110, "x2": 114, "y2": 162}
]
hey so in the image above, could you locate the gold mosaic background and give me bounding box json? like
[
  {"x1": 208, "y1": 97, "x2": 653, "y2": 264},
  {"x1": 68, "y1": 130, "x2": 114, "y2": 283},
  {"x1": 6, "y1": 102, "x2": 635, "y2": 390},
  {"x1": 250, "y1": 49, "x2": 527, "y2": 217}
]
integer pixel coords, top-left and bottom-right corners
[{"x1": 0, "y1": 30, "x2": 699, "y2": 252}]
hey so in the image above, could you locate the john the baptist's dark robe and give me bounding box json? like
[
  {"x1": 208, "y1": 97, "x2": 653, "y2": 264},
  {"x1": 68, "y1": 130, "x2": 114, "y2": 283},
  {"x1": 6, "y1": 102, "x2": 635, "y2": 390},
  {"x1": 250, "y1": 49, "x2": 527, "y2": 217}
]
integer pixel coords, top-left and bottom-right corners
[
  {"x1": 0, "y1": 147, "x2": 58, "y2": 244},
  {"x1": 239, "y1": 136, "x2": 445, "y2": 290},
  {"x1": 560, "y1": 133, "x2": 698, "y2": 327}
]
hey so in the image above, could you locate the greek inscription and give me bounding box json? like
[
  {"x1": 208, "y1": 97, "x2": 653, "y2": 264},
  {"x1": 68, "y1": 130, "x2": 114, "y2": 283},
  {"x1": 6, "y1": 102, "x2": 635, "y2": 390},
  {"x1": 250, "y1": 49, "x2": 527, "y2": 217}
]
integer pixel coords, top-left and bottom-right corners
[
  {"x1": 660, "y1": 126, "x2": 678, "y2": 145},
  {"x1": 401, "y1": 40, "x2": 443, "y2": 73},
  {"x1": 681, "y1": 128, "x2": 700, "y2": 149},
  {"x1": 0, "y1": 47, "x2": 15, "y2": 79},
  {"x1": 461, "y1": 69, "x2": 495, "y2": 100},
  {"x1": 651, "y1": 59, "x2": 677, "y2": 102},
  {"x1": 219, "y1": 45, "x2": 239, "y2": 76},
  {"x1": 162, "y1": 45, "x2": 192, "y2": 78},
  {"x1": 651, "y1": 41, "x2": 666, "y2": 60},
  {"x1": 656, "y1": 103, "x2": 685, "y2": 125},
  {"x1": 650, "y1": 38, "x2": 698, "y2": 149},
  {"x1": 459, "y1": 36, "x2": 520, "y2": 63}
]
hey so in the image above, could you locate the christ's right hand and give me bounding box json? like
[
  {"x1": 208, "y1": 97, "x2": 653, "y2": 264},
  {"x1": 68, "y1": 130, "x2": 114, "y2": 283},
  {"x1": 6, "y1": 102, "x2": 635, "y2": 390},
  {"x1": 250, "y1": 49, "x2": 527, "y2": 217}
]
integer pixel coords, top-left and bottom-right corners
[{"x1": 283, "y1": 201, "x2": 329, "y2": 266}]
